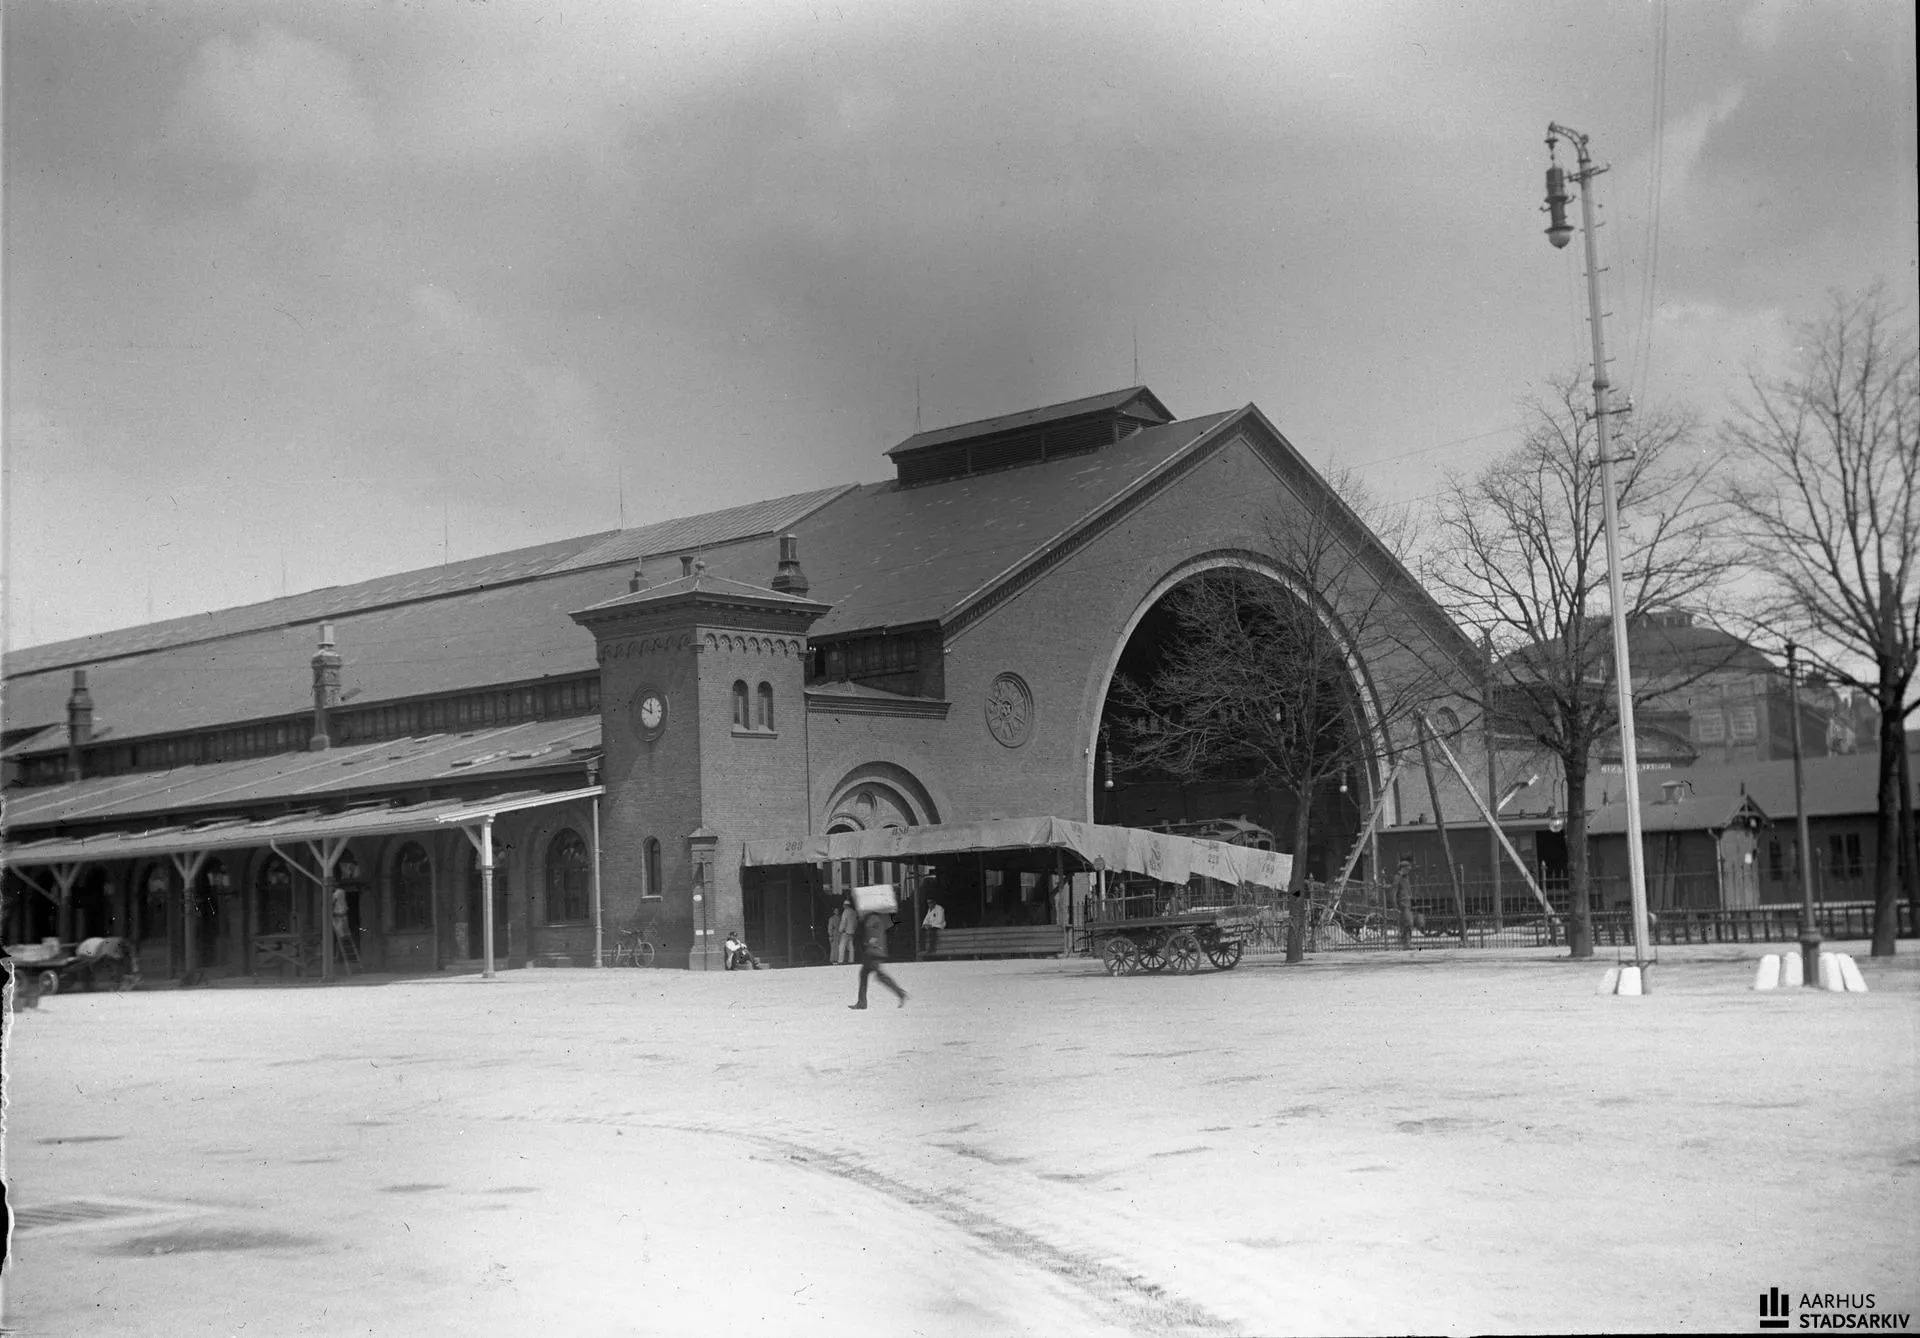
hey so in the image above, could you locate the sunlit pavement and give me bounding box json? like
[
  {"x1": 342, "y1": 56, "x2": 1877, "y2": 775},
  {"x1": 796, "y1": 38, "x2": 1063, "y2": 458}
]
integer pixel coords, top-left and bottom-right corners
[{"x1": 6, "y1": 944, "x2": 1917, "y2": 1336}]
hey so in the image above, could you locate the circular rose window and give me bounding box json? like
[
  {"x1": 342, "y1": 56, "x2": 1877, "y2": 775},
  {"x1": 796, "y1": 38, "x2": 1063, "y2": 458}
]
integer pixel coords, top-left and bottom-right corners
[{"x1": 984, "y1": 673, "x2": 1035, "y2": 748}]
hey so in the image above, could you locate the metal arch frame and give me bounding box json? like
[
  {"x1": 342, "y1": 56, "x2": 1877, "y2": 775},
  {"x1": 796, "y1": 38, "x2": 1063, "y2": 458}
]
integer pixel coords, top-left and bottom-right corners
[{"x1": 1082, "y1": 550, "x2": 1397, "y2": 832}]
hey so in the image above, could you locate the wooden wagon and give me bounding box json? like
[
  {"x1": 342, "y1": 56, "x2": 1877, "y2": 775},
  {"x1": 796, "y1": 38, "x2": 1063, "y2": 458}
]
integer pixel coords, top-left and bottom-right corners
[{"x1": 1083, "y1": 881, "x2": 1264, "y2": 974}]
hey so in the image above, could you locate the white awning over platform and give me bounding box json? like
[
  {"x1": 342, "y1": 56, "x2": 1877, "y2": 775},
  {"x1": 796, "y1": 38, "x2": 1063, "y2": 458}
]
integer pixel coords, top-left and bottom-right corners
[{"x1": 742, "y1": 816, "x2": 1293, "y2": 891}]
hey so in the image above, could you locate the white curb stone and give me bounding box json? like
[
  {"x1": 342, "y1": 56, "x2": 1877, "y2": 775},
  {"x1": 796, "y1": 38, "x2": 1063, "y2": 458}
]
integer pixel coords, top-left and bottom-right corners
[
  {"x1": 1597, "y1": 966, "x2": 1620, "y2": 995},
  {"x1": 1616, "y1": 965, "x2": 1643, "y2": 996},
  {"x1": 1781, "y1": 952, "x2": 1804, "y2": 987},
  {"x1": 1837, "y1": 954, "x2": 1869, "y2": 993},
  {"x1": 1754, "y1": 955, "x2": 1781, "y2": 990},
  {"x1": 1818, "y1": 952, "x2": 1844, "y2": 992}
]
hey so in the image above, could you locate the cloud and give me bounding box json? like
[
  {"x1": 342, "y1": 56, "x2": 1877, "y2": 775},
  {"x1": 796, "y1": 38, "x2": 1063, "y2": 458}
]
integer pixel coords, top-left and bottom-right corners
[{"x1": 170, "y1": 25, "x2": 384, "y2": 170}]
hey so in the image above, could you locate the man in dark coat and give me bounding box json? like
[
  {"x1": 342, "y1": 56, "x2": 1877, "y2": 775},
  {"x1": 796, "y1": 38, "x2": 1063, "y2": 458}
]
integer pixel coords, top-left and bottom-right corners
[{"x1": 849, "y1": 910, "x2": 907, "y2": 1009}]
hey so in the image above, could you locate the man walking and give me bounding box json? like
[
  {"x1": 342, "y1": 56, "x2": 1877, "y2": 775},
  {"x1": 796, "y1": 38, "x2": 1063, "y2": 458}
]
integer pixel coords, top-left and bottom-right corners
[{"x1": 849, "y1": 909, "x2": 907, "y2": 1010}]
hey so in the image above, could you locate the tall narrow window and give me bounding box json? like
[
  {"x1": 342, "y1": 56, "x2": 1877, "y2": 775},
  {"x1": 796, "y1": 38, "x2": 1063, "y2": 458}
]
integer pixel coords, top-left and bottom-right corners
[
  {"x1": 757, "y1": 681, "x2": 775, "y2": 731},
  {"x1": 643, "y1": 838, "x2": 663, "y2": 900},
  {"x1": 732, "y1": 680, "x2": 750, "y2": 729},
  {"x1": 546, "y1": 829, "x2": 591, "y2": 923}
]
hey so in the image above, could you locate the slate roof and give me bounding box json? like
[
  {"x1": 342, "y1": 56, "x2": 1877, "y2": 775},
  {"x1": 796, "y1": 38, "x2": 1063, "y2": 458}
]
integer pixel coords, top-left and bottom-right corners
[
  {"x1": 796, "y1": 411, "x2": 1236, "y2": 638},
  {"x1": 3, "y1": 398, "x2": 1256, "y2": 746},
  {"x1": 3, "y1": 489, "x2": 850, "y2": 738},
  {"x1": 884, "y1": 386, "x2": 1173, "y2": 457},
  {"x1": 1586, "y1": 747, "x2": 1920, "y2": 829},
  {"x1": 2, "y1": 717, "x2": 600, "y2": 832}
]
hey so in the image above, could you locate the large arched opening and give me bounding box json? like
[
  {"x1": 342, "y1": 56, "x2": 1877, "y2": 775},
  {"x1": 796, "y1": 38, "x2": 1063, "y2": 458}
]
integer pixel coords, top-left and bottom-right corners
[{"x1": 1088, "y1": 554, "x2": 1384, "y2": 886}]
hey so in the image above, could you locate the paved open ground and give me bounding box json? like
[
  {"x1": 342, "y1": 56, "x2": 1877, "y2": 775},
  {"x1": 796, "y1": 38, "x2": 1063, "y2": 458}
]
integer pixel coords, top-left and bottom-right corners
[{"x1": 4, "y1": 943, "x2": 1917, "y2": 1336}]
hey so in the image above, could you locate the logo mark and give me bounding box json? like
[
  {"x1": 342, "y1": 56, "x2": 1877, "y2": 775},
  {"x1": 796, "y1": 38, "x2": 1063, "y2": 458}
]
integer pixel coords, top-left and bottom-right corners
[{"x1": 1760, "y1": 1286, "x2": 1790, "y2": 1329}]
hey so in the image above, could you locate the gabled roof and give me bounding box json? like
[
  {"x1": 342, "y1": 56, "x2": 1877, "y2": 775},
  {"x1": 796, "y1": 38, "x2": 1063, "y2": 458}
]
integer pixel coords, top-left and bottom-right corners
[
  {"x1": 798, "y1": 412, "x2": 1235, "y2": 637},
  {"x1": 884, "y1": 386, "x2": 1172, "y2": 457},
  {"x1": 572, "y1": 570, "x2": 831, "y2": 621}
]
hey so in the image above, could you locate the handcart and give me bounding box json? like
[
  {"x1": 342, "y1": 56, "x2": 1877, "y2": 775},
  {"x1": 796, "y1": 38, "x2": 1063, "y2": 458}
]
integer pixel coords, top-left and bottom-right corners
[{"x1": 1083, "y1": 880, "x2": 1262, "y2": 974}]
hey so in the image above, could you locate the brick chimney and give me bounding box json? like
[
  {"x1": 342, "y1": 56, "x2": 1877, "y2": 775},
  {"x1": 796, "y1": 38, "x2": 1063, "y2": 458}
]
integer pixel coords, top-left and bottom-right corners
[
  {"x1": 311, "y1": 623, "x2": 342, "y2": 751},
  {"x1": 680, "y1": 554, "x2": 696, "y2": 577},
  {"x1": 770, "y1": 533, "x2": 810, "y2": 596},
  {"x1": 628, "y1": 564, "x2": 647, "y2": 594},
  {"x1": 66, "y1": 669, "x2": 93, "y2": 783}
]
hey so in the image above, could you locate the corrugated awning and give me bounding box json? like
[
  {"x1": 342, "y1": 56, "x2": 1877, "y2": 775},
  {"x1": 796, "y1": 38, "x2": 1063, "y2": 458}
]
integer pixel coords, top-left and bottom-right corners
[
  {"x1": 0, "y1": 786, "x2": 604, "y2": 869},
  {"x1": 743, "y1": 816, "x2": 1294, "y2": 891}
]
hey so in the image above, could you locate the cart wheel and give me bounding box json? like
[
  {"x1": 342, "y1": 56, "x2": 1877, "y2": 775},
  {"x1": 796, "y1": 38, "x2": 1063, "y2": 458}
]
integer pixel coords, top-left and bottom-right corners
[
  {"x1": 1166, "y1": 932, "x2": 1203, "y2": 974},
  {"x1": 37, "y1": 969, "x2": 60, "y2": 997},
  {"x1": 1137, "y1": 936, "x2": 1169, "y2": 973},
  {"x1": 1204, "y1": 938, "x2": 1244, "y2": 970},
  {"x1": 1101, "y1": 938, "x2": 1138, "y2": 976}
]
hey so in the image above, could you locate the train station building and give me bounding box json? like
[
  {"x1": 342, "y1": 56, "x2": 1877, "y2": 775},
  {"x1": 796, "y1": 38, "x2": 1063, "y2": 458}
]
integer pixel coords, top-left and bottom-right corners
[{"x1": 2, "y1": 387, "x2": 1474, "y2": 978}]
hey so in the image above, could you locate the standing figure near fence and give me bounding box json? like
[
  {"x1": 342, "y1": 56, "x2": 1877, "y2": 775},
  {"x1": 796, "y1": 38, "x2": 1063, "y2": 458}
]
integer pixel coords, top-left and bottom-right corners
[
  {"x1": 849, "y1": 911, "x2": 907, "y2": 1010},
  {"x1": 920, "y1": 900, "x2": 945, "y2": 958},
  {"x1": 1394, "y1": 856, "x2": 1416, "y2": 950}
]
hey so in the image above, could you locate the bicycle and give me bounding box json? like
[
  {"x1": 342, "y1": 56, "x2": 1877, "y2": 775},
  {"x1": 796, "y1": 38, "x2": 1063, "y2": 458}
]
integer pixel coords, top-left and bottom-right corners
[{"x1": 611, "y1": 920, "x2": 657, "y2": 968}]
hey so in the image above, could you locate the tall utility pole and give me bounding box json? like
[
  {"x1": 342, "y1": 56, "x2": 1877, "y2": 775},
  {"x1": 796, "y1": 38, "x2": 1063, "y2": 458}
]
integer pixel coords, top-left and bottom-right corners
[
  {"x1": 1544, "y1": 123, "x2": 1652, "y2": 970},
  {"x1": 1785, "y1": 643, "x2": 1820, "y2": 985}
]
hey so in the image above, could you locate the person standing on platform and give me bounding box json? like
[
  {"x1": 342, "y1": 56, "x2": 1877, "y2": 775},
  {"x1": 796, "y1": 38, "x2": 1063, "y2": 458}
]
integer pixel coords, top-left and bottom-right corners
[
  {"x1": 832, "y1": 898, "x2": 857, "y2": 964},
  {"x1": 920, "y1": 899, "x2": 945, "y2": 958},
  {"x1": 849, "y1": 909, "x2": 906, "y2": 1010}
]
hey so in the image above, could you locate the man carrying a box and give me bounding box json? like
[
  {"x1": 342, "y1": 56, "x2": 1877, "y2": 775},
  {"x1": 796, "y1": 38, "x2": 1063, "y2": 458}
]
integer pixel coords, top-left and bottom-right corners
[{"x1": 849, "y1": 886, "x2": 907, "y2": 1010}]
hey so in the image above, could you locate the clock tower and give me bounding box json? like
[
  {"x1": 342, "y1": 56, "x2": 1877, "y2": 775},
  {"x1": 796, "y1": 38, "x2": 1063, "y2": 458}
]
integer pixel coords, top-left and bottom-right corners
[{"x1": 572, "y1": 552, "x2": 829, "y2": 969}]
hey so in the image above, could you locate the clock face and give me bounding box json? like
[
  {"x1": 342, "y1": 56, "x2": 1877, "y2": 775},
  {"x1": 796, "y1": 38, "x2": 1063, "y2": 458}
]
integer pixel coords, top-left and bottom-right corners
[{"x1": 633, "y1": 688, "x2": 667, "y2": 740}]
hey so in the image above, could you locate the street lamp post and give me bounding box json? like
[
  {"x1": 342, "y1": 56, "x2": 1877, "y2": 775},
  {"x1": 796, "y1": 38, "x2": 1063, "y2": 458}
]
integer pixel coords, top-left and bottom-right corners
[
  {"x1": 1785, "y1": 642, "x2": 1821, "y2": 984},
  {"x1": 1544, "y1": 122, "x2": 1653, "y2": 971}
]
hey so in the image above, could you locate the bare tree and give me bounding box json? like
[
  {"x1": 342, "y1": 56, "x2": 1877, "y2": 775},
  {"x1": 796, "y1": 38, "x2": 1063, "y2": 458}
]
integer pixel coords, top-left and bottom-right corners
[
  {"x1": 1721, "y1": 288, "x2": 1920, "y2": 956},
  {"x1": 1108, "y1": 473, "x2": 1448, "y2": 890},
  {"x1": 1424, "y1": 376, "x2": 1732, "y2": 958}
]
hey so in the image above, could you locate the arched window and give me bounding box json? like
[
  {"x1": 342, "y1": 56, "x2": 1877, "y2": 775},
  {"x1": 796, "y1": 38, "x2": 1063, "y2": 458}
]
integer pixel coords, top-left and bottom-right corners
[
  {"x1": 392, "y1": 843, "x2": 432, "y2": 931},
  {"x1": 756, "y1": 681, "x2": 775, "y2": 731},
  {"x1": 643, "y1": 837, "x2": 663, "y2": 900},
  {"x1": 546, "y1": 829, "x2": 591, "y2": 924},
  {"x1": 732, "y1": 680, "x2": 750, "y2": 728}
]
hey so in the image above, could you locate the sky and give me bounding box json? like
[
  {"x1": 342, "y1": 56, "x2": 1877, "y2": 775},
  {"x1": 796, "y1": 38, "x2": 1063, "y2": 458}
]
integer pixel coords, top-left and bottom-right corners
[{"x1": 4, "y1": 0, "x2": 1915, "y2": 650}]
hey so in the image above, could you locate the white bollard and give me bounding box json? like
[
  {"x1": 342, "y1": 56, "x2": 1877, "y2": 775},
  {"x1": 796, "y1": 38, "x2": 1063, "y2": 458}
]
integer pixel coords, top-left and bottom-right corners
[
  {"x1": 1837, "y1": 954, "x2": 1868, "y2": 993},
  {"x1": 1781, "y1": 951, "x2": 1804, "y2": 988},
  {"x1": 1754, "y1": 955, "x2": 1781, "y2": 990},
  {"x1": 1617, "y1": 965, "x2": 1643, "y2": 996},
  {"x1": 1818, "y1": 952, "x2": 1845, "y2": 992},
  {"x1": 1597, "y1": 966, "x2": 1621, "y2": 995}
]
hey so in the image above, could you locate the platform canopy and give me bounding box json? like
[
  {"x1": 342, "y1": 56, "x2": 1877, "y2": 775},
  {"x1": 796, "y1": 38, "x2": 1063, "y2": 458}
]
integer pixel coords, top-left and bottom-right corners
[
  {"x1": 743, "y1": 816, "x2": 1293, "y2": 891},
  {"x1": 1, "y1": 785, "x2": 604, "y2": 871}
]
